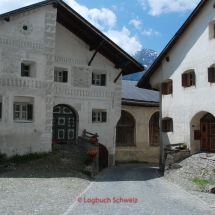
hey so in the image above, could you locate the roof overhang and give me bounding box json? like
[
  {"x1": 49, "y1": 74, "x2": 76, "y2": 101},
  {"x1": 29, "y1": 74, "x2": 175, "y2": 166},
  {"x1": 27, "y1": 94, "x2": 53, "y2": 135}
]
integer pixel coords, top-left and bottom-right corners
[
  {"x1": 122, "y1": 99, "x2": 159, "y2": 107},
  {"x1": 0, "y1": 0, "x2": 144, "y2": 75}
]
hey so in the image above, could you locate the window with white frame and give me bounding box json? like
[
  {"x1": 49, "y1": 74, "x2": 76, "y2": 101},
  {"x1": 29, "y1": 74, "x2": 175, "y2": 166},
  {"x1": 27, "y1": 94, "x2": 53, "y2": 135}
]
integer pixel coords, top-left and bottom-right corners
[
  {"x1": 92, "y1": 110, "x2": 107, "y2": 123},
  {"x1": 54, "y1": 69, "x2": 68, "y2": 83},
  {"x1": 0, "y1": 101, "x2": 2, "y2": 119},
  {"x1": 14, "y1": 96, "x2": 34, "y2": 121},
  {"x1": 92, "y1": 72, "x2": 106, "y2": 86},
  {"x1": 21, "y1": 61, "x2": 36, "y2": 78}
]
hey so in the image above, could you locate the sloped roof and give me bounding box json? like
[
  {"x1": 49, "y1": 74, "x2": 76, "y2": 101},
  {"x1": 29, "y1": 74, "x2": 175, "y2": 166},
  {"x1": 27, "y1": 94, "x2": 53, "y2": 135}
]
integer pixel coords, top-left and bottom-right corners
[
  {"x1": 137, "y1": 0, "x2": 208, "y2": 88},
  {"x1": 122, "y1": 80, "x2": 159, "y2": 106},
  {"x1": 0, "y1": 0, "x2": 144, "y2": 75}
]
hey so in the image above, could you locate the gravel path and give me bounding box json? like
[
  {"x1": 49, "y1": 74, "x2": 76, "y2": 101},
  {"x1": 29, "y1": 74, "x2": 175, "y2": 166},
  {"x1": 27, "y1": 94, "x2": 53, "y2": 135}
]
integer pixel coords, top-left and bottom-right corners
[
  {"x1": 0, "y1": 144, "x2": 92, "y2": 215},
  {"x1": 64, "y1": 164, "x2": 215, "y2": 215}
]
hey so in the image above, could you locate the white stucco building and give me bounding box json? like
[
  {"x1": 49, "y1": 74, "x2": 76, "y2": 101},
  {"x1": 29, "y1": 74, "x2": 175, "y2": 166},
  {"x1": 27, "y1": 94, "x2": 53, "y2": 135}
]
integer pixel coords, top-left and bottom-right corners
[
  {"x1": 137, "y1": 0, "x2": 215, "y2": 168},
  {"x1": 0, "y1": 0, "x2": 143, "y2": 166}
]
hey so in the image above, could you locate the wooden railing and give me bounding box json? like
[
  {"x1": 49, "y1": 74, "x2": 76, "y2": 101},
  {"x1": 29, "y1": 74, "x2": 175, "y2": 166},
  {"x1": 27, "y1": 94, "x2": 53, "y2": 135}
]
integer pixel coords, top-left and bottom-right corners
[{"x1": 83, "y1": 129, "x2": 99, "y2": 144}]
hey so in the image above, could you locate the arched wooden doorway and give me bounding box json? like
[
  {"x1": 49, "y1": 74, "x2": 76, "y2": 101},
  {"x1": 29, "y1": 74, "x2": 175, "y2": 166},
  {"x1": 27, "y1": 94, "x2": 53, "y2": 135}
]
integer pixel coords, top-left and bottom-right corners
[
  {"x1": 200, "y1": 113, "x2": 215, "y2": 151},
  {"x1": 116, "y1": 110, "x2": 135, "y2": 145},
  {"x1": 149, "y1": 112, "x2": 160, "y2": 146},
  {"x1": 52, "y1": 105, "x2": 77, "y2": 141}
]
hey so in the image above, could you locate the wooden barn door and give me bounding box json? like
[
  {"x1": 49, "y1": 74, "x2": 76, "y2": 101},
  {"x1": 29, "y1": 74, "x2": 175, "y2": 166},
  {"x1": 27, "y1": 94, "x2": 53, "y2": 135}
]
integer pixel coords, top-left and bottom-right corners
[
  {"x1": 149, "y1": 112, "x2": 160, "y2": 146},
  {"x1": 116, "y1": 110, "x2": 135, "y2": 145},
  {"x1": 200, "y1": 113, "x2": 215, "y2": 151}
]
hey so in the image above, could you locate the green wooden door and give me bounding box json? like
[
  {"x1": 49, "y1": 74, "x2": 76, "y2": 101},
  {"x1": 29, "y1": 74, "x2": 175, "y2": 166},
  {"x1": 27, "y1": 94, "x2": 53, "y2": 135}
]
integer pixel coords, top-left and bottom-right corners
[{"x1": 52, "y1": 105, "x2": 76, "y2": 141}]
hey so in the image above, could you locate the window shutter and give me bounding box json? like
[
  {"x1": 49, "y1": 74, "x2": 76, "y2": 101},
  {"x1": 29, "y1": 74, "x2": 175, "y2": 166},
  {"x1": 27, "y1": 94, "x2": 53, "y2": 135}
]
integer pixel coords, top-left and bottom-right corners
[
  {"x1": 169, "y1": 118, "x2": 173, "y2": 132},
  {"x1": 101, "y1": 74, "x2": 106, "y2": 86},
  {"x1": 161, "y1": 83, "x2": 167, "y2": 95},
  {"x1": 63, "y1": 71, "x2": 68, "y2": 82},
  {"x1": 92, "y1": 111, "x2": 94, "y2": 122},
  {"x1": 192, "y1": 71, "x2": 195, "y2": 86},
  {"x1": 169, "y1": 81, "x2": 172, "y2": 94},
  {"x1": 92, "y1": 73, "x2": 94, "y2": 85},
  {"x1": 102, "y1": 112, "x2": 107, "y2": 122},
  {"x1": 214, "y1": 24, "x2": 215, "y2": 38},
  {"x1": 21, "y1": 63, "x2": 25, "y2": 76},
  {"x1": 182, "y1": 73, "x2": 187, "y2": 87},
  {"x1": 27, "y1": 104, "x2": 33, "y2": 120},
  {"x1": 0, "y1": 103, "x2": 2, "y2": 118},
  {"x1": 162, "y1": 120, "x2": 167, "y2": 132},
  {"x1": 13, "y1": 103, "x2": 15, "y2": 119},
  {"x1": 208, "y1": 67, "x2": 215, "y2": 82}
]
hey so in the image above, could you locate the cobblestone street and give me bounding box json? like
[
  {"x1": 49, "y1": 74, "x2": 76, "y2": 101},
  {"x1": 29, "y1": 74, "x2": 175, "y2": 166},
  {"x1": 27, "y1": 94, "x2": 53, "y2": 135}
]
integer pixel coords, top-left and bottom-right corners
[{"x1": 64, "y1": 164, "x2": 215, "y2": 215}]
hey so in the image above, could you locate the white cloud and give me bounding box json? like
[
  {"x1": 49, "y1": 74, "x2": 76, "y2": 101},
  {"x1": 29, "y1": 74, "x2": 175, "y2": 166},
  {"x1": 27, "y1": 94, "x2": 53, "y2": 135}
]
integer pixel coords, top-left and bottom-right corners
[
  {"x1": 139, "y1": 0, "x2": 200, "y2": 16},
  {"x1": 142, "y1": 28, "x2": 161, "y2": 36},
  {"x1": 129, "y1": 19, "x2": 142, "y2": 30},
  {"x1": 65, "y1": 0, "x2": 116, "y2": 30},
  {"x1": 104, "y1": 27, "x2": 142, "y2": 55},
  {"x1": 0, "y1": 0, "x2": 142, "y2": 54}
]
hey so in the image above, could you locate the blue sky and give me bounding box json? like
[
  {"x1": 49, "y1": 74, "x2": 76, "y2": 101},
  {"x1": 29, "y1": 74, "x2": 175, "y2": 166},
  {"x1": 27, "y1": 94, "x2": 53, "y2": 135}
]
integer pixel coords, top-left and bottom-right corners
[{"x1": 0, "y1": 0, "x2": 201, "y2": 55}]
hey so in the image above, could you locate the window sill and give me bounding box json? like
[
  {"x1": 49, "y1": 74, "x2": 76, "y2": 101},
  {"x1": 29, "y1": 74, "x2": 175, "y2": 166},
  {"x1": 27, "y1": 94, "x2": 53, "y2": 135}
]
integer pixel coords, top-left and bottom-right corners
[
  {"x1": 14, "y1": 120, "x2": 33, "y2": 123},
  {"x1": 116, "y1": 145, "x2": 136, "y2": 147}
]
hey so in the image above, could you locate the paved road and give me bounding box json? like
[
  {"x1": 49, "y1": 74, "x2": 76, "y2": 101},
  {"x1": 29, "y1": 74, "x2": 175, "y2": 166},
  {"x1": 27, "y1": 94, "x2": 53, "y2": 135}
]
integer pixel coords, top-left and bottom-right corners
[{"x1": 63, "y1": 164, "x2": 215, "y2": 215}]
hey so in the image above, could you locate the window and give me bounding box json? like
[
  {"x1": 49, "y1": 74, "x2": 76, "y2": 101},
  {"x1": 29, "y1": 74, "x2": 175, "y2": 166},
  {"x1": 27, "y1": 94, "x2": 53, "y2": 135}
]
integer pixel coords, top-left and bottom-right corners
[
  {"x1": 209, "y1": 21, "x2": 215, "y2": 39},
  {"x1": 182, "y1": 70, "x2": 195, "y2": 87},
  {"x1": 14, "y1": 103, "x2": 33, "y2": 120},
  {"x1": 21, "y1": 61, "x2": 36, "y2": 78},
  {"x1": 162, "y1": 118, "x2": 173, "y2": 132},
  {"x1": 14, "y1": 96, "x2": 34, "y2": 121},
  {"x1": 161, "y1": 80, "x2": 172, "y2": 95},
  {"x1": 92, "y1": 73, "x2": 106, "y2": 86},
  {"x1": 116, "y1": 110, "x2": 135, "y2": 146},
  {"x1": 208, "y1": 67, "x2": 215, "y2": 83},
  {"x1": 0, "y1": 102, "x2": 2, "y2": 119},
  {"x1": 54, "y1": 71, "x2": 68, "y2": 82},
  {"x1": 92, "y1": 110, "x2": 107, "y2": 123}
]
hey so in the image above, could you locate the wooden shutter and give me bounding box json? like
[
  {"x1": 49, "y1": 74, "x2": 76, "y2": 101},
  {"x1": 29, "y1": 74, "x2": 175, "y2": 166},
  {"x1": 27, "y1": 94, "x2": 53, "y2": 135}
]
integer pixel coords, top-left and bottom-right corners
[
  {"x1": 168, "y1": 81, "x2": 172, "y2": 94},
  {"x1": 0, "y1": 103, "x2": 1, "y2": 118},
  {"x1": 182, "y1": 73, "x2": 187, "y2": 87},
  {"x1": 21, "y1": 63, "x2": 25, "y2": 76},
  {"x1": 102, "y1": 112, "x2": 107, "y2": 122},
  {"x1": 169, "y1": 118, "x2": 173, "y2": 132},
  {"x1": 162, "y1": 120, "x2": 167, "y2": 132},
  {"x1": 63, "y1": 71, "x2": 68, "y2": 82},
  {"x1": 161, "y1": 83, "x2": 167, "y2": 95},
  {"x1": 101, "y1": 74, "x2": 106, "y2": 86},
  {"x1": 192, "y1": 71, "x2": 195, "y2": 86},
  {"x1": 27, "y1": 104, "x2": 33, "y2": 120},
  {"x1": 214, "y1": 24, "x2": 215, "y2": 38},
  {"x1": 92, "y1": 111, "x2": 94, "y2": 122},
  {"x1": 208, "y1": 67, "x2": 215, "y2": 82},
  {"x1": 92, "y1": 73, "x2": 94, "y2": 85}
]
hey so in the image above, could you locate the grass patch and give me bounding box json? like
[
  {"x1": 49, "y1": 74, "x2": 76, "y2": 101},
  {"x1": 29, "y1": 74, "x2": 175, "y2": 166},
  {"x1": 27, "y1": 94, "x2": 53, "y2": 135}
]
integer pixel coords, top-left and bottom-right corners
[
  {"x1": 191, "y1": 177, "x2": 210, "y2": 189},
  {"x1": 9, "y1": 152, "x2": 47, "y2": 163}
]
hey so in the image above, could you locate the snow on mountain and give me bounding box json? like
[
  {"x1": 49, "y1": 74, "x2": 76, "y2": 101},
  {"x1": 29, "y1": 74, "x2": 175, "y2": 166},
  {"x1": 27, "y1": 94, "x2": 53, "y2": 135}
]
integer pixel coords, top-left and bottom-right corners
[{"x1": 123, "y1": 48, "x2": 158, "y2": 81}]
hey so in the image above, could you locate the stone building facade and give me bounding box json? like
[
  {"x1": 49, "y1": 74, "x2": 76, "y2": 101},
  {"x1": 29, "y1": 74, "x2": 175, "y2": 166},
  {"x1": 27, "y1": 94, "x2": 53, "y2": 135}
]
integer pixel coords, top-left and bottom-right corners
[
  {"x1": 137, "y1": 0, "x2": 215, "y2": 168},
  {"x1": 0, "y1": 0, "x2": 143, "y2": 166}
]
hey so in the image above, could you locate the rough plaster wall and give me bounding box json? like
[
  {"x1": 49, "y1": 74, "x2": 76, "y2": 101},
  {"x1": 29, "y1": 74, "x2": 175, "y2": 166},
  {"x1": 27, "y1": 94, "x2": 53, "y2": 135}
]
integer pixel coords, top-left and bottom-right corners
[
  {"x1": 54, "y1": 23, "x2": 122, "y2": 164},
  {"x1": 0, "y1": 5, "x2": 56, "y2": 156},
  {"x1": 115, "y1": 105, "x2": 160, "y2": 163},
  {"x1": 150, "y1": 1, "x2": 215, "y2": 155}
]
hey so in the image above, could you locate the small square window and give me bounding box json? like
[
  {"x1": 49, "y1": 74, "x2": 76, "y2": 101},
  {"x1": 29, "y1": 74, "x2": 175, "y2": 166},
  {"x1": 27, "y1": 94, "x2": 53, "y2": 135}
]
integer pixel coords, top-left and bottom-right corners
[
  {"x1": 92, "y1": 73, "x2": 106, "y2": 86},
  {"x1": 92, "y1": 110, "x2": 107, "y2": 123},
  {"x1": 54, "y1": 71, "x2": 68, "y2": 83},
  {"x1": 208, "y1": 67, "x2": 215, "y2": 83},
  {"x1": 161, "y1": 80, "x2": 172, "y2": 95},
  {"x1": 14, "y1": 103, "x2": 33, "y2": 120},
  {"x1": 182, "y1": 71, "x2": 195, "y2": 87},
  {"x1": 162, "y1": 118, "x2": 173, "y2": 132}
]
